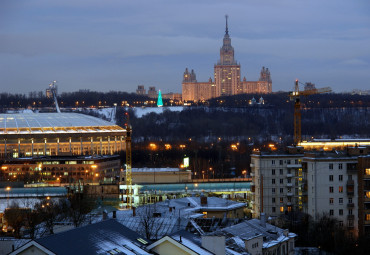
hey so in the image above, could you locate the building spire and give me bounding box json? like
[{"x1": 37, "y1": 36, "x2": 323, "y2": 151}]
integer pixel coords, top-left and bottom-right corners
[{"x1": 225, "y1": 14, "x2": 229, "y2": 35}]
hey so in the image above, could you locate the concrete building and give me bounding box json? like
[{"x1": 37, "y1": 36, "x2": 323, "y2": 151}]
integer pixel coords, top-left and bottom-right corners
[
  {"x1": 182, "y1": 16, "x2": 272, "y2": 102},
  {"x1": 252, "y1": 145, "x2": 370, "y2": 237},
  {"x1": 121, "y1": 168, "x2": 192, "y2": 184},
  {"x1": 250, "y1": 147, "x2": 305, "y2": 218},
  {"x1": 303, "y1": 150, "x2": 360, "y2": 237}
]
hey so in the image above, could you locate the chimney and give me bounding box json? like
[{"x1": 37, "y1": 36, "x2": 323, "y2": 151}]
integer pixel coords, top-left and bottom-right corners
[
  {"x1": 200, "y1": 196, "x2": 208, "y2": 206},
  {"x1": 260, "y1": 212, "x2": 266, "y2": 228},
  {"x1": 103, "y1": 210, "x2": 108, "y2": 220},
  {"x1": 132, "y1": 207, "x2": 136, "y2": 217},
  {"x1": 113, "y1": 210, "x2": 116, "y2": 219},
  {"x1": 169, "y1": 207, "x2": 172, "y2": 212}
]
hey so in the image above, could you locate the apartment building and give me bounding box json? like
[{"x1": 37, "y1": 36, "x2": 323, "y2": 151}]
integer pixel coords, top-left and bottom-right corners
[
  {"x1": 303, "y1": 150, "x2": 359, "y2": 237},
  {"x1": 250, "y1": 146, "x2": 305, "y2": 218},
  {"x1": 252, "y1": 145, "x2": 370, "y2": 237}
]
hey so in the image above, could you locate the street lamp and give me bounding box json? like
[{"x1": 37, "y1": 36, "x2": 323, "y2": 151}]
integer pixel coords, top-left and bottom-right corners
[{"x1": 6, "y1": 186, "x2": 11, "y2": 208}]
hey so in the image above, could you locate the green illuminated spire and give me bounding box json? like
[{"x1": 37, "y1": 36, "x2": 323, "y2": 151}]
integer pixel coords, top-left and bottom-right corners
[{"x1": 157, "y1": 90, "x2": 163, "y2": 107}]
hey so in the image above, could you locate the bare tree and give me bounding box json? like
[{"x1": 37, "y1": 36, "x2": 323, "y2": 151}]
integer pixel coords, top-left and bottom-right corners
[{"x1": 137, "y1": 205, "x2": 164, "y2": 240}]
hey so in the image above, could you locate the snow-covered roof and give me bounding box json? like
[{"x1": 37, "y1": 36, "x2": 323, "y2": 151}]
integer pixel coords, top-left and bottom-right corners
[
  {"x1": 0, "y1": 113, "x2": 125, "y2": 135},
  {"x1": 221, "y1": 219, "x2": 296, "y2": 249},
  {"x1": 13, "y1": 219, "x2": 151, "y2": 255},
  {"x1": 131, "y1": 167, "x2": 180, "y2": 173}
]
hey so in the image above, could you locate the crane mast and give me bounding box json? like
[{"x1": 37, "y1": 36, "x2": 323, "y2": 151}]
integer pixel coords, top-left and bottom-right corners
[
  {"x1": 289, "y1": 79, "x2": 331, "y2": 145},
  {"x1": 125, "y1": 112, "x2": 133, "y2": 209}
]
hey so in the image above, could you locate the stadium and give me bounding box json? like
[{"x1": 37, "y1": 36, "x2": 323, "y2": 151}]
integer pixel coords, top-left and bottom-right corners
[
  {"x1": 0, "y1": 112, "x2": 126, "y2": 183},
  {"x1": 0, "y1": 112, "x2": 126, "y2": 158}
]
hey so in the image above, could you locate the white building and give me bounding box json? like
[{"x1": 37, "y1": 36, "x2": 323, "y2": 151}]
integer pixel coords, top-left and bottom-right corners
[
  {"x1": 250, "y1": 147, "x2": 305, "y2": 218},
  {"x1": 303, "y1": 151, "x2": 359, "y2": 236}
]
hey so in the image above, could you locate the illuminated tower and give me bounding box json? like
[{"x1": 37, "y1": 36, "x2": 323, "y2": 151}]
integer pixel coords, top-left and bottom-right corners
[{"x1": 214, "y1": 15, "x2": 241, "y2": 97}]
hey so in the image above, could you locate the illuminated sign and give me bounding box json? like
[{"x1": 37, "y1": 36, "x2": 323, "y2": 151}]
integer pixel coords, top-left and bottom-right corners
[{"x1": 183, "y1": 157, "x2": 189, "y2": 168}]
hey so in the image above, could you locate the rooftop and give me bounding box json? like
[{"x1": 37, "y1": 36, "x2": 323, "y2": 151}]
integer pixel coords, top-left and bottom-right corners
[
  {"x1": 0, "y1": 112, "x2": 125, "y2": 135},
  {"x1": 25, "y1": 219, "x2": 151, "y2": 255}
]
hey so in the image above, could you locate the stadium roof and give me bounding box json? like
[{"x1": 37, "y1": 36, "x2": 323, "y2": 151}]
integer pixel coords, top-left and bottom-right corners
[{"x1": 0, "y1": 113, "x2": 125, "y2": 135}]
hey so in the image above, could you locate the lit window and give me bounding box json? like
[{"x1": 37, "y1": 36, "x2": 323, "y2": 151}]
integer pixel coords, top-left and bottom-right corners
[
  {"x1": 329, "y1": 198, "x2": 334, "y2": 204},
  {"x1": 366, "y1": 191, "x2": 370, "y2": 198},
  {"x1": 329, "y1": 187, "x2": 334, "y2": 193},
  {"x1": 366, "y1": 168, "x2": 370, "y2": 175},
  {"x1": 366, "y1": 214, "x2": 370, "y2": 221},
  {"x1": 339, "y1": 186, "x2": 343, "y2": 193},
  {"x1": 280, "y1": 206, "x2": 284, "y2": 213}
]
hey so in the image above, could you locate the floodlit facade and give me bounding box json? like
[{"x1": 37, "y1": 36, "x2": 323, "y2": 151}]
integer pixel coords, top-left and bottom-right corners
[
  {"x1": 299, "y1": 138, "x2": 370, "y2": 151},
  {"x1": 182, "y1": 17, "x2": 272, "y2": 102},
  {"x1": 250, "y1": 147, "x2": 305, "y2": 218},
  {"x1": 0, "y1": 113, "x2": 126, "y2": 159}
]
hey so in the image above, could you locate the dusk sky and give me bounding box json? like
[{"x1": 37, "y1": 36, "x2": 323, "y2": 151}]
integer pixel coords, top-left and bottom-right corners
[{"x1": 1, "y1": 0, "x2": 369, "y2": 94}]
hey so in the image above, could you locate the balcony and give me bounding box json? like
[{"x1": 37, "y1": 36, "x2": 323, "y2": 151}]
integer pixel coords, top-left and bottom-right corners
[
  {"x1": 250, "y1": 173, "x2": 255, "y2": 177},
  {"x1": 286, "y1": 183, "x2": 293, "y2": 187},
  {"x1": 347, "y1": 215, "x2": 355, "y2": 220},
  {"x1": 287, "y1": 192, "x2": 293, "y2": 196},
  {"x1": 287, "y1": 173, "x2": 293, "y2": 178},
  {"x1": 364, "y1": 220, "x2": 370, "y2": 225},
  {"x1": 250, "y1": 163, "x2": 255, "y2": 168},
  {"x1": 347, "y1": 203, "x2": 355, "y2": 208},
  {"x1": 287, "y1": 164, "x2": 302, "y2": 168}
]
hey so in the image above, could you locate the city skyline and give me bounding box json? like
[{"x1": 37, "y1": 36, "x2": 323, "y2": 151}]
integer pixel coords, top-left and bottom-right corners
[{"x1": 0, "y1": 0, "x2": 369, "y2": 94}]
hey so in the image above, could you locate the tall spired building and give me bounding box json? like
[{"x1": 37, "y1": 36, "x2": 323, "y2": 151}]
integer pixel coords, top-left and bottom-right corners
[
  {"x1": 214, "y1": 15, "x2": 241, "y2": 97},
  {"x1": 182, "y1": 16, "x2": 272, "y2": 102}
]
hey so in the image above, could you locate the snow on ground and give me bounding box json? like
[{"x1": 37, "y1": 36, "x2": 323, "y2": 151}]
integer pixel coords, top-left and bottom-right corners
[{"x1": 132, "y1": 106, "x2": 184, "y2": 118}]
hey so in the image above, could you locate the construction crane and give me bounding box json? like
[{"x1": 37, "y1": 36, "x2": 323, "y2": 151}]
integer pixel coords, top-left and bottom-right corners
[
  {"x1": 289, "y1": 79, "x2": 331, "y2": 145},
  {"x1": 125, "y1": 112, "x2": 133, "y2": 209}
]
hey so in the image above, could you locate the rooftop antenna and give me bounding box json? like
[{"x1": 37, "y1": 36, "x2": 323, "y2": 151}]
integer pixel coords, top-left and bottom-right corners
[{"x1": 49, "y1": 81, "x2": 61, "y2": 113}]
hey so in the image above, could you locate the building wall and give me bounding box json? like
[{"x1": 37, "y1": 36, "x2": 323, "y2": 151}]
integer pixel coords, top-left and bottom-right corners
[
  {"x1": 244, "y1": 236, "x2": 263, "y2": 255},
  {"x1": 13, "y1": 245, "x2": 49, "y2": 255},
  {"x1": 150, "y1": 240, "x2": 197, "y2": 255},
  {"x1": 201, "y1": 207, "x2": 245, "y2": 219},
  {"x1": 358, "y1": 156, "x2": 370, "y2": 236},
  {"x1": 0, "y1": 134, "x2": 125, "y2": 159},
  {"x1": 251, "y1": 153, "x2": 304, "y2": 218},
  {"x1": 126, "y1": 170, "x2": 192, "y2": 184},
  {"x1": 304, "y1": 156, "x2": 359, "y2": 236},
  {"x1": 0, "y1": 157, "x2": 121, "y2": 184}
]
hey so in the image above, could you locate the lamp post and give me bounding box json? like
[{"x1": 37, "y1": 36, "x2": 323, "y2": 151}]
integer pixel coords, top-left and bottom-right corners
[{"x1": 6, "y1": 186, "x2": 11, "y2": 208}]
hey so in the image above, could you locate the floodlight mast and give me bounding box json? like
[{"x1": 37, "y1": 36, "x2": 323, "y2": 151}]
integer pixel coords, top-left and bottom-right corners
[{"x1": 125, "y1": 112, "x2": 133, "y2": 209}]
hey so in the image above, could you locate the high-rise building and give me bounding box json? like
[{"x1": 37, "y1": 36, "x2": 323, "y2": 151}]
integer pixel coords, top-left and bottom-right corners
[
  {"x1": 182, "y1": 16, "x2": 272, "y2": 102},
  {"x1": 251, "y1": 146, "x2": 370, "y2": 238},
  {"x1": 250, "y1": 146, "x2": 305, "y2": 219}
]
